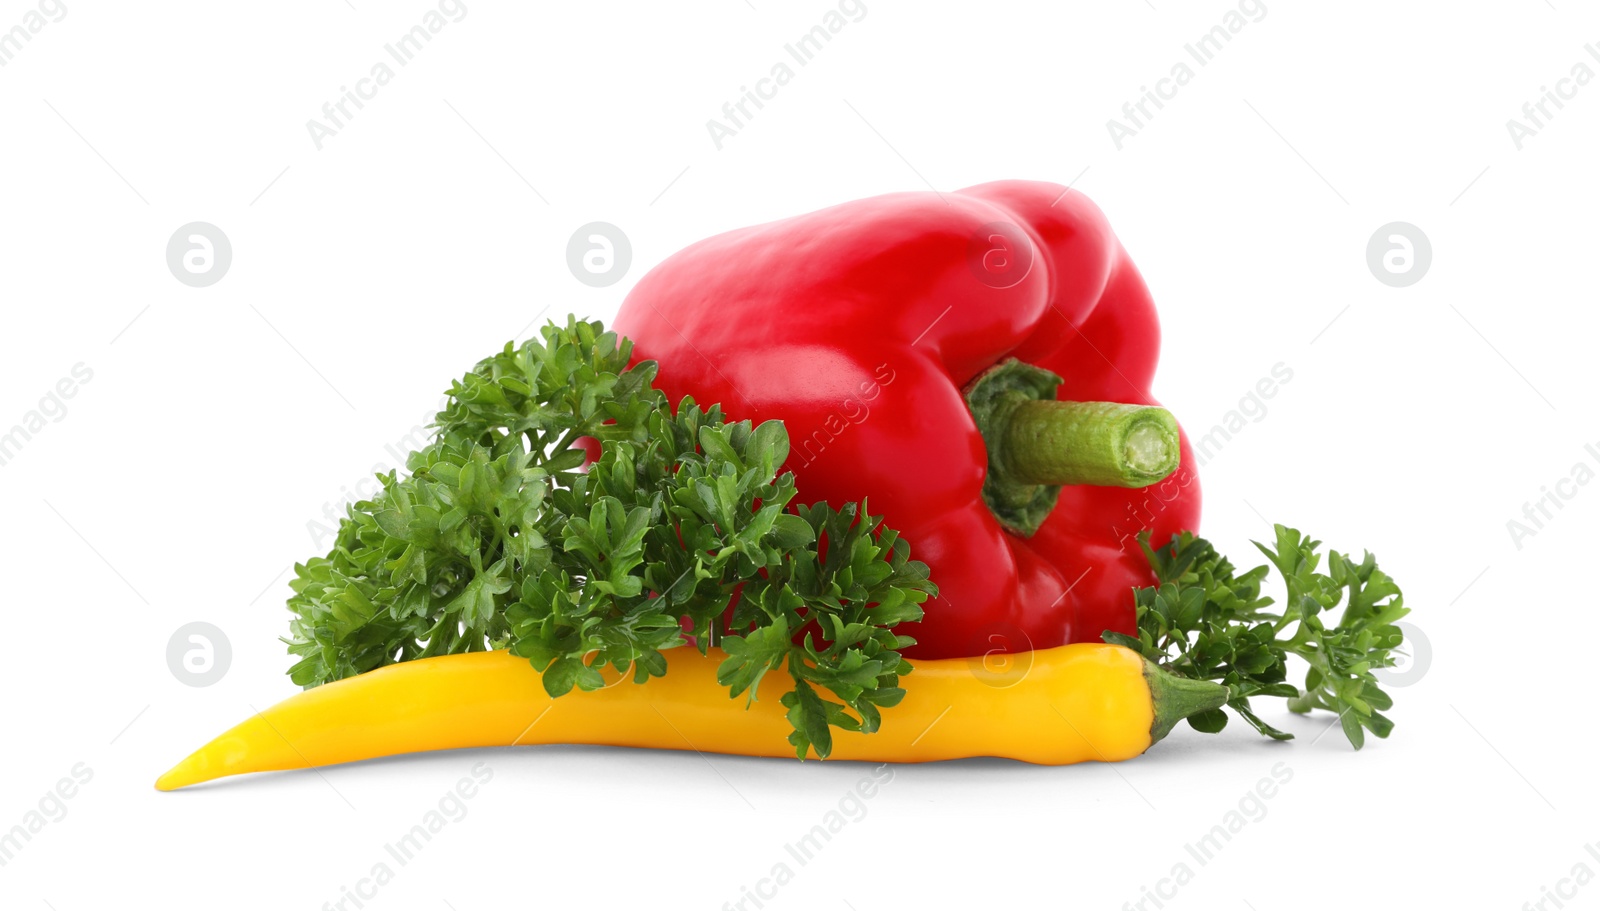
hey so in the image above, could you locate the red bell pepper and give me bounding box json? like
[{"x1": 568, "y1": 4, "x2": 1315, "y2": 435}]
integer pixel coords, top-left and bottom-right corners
[{"x1": 613, "y1": 180, "x2": 1200, "y2": 659}]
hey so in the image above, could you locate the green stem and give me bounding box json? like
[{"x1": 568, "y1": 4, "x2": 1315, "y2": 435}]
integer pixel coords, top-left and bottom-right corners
[
  {"x1": 548, "y1": 428, "x2": 581, "y2": 467},
  {"x1": 1144, "y1": 660, "x2": 1231, "y2": 744},
  {"x1": 963, "y1": 359, "x2": 1183, "y2": 536},
  {"x1": 1002, "y1": 399, "x2": 1179, "y2": 488}
]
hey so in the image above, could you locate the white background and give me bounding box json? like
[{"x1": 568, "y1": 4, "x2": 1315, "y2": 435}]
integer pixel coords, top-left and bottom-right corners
[{"x1": 1, "y1": 1, "x2": 1593, "y2": 908}]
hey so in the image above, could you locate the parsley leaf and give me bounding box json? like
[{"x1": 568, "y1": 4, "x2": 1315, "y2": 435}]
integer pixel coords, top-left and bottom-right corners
[
  {"x1": 1104, "y1": 525, "x2": 1408, "y2": 748},
  {"x1": 284, "y1": 317, "x2": 936, "y2": 758}
]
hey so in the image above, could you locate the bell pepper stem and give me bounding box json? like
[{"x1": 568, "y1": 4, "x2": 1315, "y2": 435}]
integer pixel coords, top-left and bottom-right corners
[
  {"x1": 964, "y1": 359, "x2": 1183, "y2": 536},
  {"x1": 1001, "y1": 399, "x2": 1181, "y2": 488},
  {"x1": 1144, "y1": 660, "x2": 1231, "y2": 744}
]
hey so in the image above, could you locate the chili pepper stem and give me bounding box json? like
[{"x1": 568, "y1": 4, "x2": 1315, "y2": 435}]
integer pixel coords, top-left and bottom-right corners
[{"x1": 1144, "y1": 660, "x2": 1231, "y2": 744}]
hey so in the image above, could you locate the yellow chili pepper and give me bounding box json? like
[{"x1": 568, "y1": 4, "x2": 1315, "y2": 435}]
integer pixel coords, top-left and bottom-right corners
[{"x1": 155, "y1": 643, "x2": 1227, "y2": 790}]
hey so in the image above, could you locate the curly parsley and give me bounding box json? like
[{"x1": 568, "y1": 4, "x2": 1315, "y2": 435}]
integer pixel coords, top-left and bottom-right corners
[
  {"x1": 1104, "y1": 526, "x2": 1409, "y2": 748},
  {"x1": 285, "y1": 318, "x2": 935, "y2": 758}
]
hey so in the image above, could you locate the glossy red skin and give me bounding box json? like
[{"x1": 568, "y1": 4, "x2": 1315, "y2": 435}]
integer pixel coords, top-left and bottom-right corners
[{"x1": 613, "y1": 181, "x2": 1200, "y2": 660}]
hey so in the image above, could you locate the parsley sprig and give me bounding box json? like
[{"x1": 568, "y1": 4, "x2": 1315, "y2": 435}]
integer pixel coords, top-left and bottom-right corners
[
  {"x1": 285, "y1": 317, "x2": 935, "y2": 758},
  {"x1": 1104, "y1": 525, "x2": 1408, "y2": 748}
]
